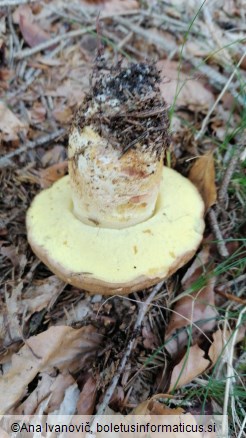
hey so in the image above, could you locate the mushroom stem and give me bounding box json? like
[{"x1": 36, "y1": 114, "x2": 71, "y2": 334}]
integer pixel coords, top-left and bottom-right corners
[{"x1": 68, "y1": 60, "x2": 170, "y2": 229}]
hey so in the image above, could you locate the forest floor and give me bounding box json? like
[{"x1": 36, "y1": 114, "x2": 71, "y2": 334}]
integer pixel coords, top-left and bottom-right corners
[{"x1": 0, "y1": 0, "x2": 245, "y2": 437}]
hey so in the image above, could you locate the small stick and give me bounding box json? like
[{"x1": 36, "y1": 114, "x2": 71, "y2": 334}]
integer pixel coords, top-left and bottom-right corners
[
  {"x1": 191, "y1": 59, "x2": 245, "y2": 107},
  {"x1": 203, "y1": 5, "x2": 232, "y2": 64},
  {"x1": 115, "y1": 16, "x2": 176, "y2": 53},
  {"x1": 7, "y1": 6, "x2": 21, "y2": 51},
  {"x1": 217, "y1": 274, "x2": 246, "y2": 292},
  {"x1": 222, "y1": 306, "x2": 246, "y2": 437},
  {"x1": 7, "y1": 41, "x2": 67, "y2": 102},
  {"x1": 87, "y1": 281, "x2": 165, "y2": 437},
  {"x1": 218, "y1": 145, "x2": 243, "y2": 205},
  {"x1": 208, "y1": 208, "x2": 229, "y2": 258},
  {"x1": 215, "y1": 289, "x2": 246, "y2": 305},
  {"x1": 0, "y1": 128, "x2": 65, "y2": 168},
  {"x1": 0, "y1": 0, "x2": 36, "y2": 5},
  {"x1": 14, "y1": 25, "x2": 95, "y2": 60},
  {"x1": 195, "y1": 51, "x2": 246, "y2": 141}
]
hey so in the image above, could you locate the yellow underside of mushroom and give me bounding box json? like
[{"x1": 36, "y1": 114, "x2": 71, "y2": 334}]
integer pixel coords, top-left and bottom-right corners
[{"x1": 26, "y1": 167, "x2": 205, "y2": 295}]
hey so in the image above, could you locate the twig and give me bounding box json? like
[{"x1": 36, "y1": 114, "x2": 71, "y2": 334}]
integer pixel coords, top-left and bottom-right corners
[
  {"x1": 191, "y1": 60, "x2": 245, "y2": 107},
  {"x1": 203, "y1": 5, "x2": 232, "y2": 65},
  {"x1": 7, "y1": 6, "x2": 21, "y2": 51},
  {"x1": 0, "y1": 129, "x2": 65, "y2": 168},
  {"x1": 114, "y1": 16, "x2": 177, "y2": 53},
  {"x1": 238, "y1": 416, "x2": 246, "y2": 438},
  {"x1": 7, "y1": 41, "x2": 67, "y2": 101},
  {"x1": 208, "y1": 208, "x2": 229, "y2": 258},
  {"x1": 222, "y1": 306, "x2": 246, "y2": 437},
  {"x1": 14, "y1": 25, "x2": 95, "y2": 60},
  {"x1": 87, "y1": 281, "x2": 165, "y2": 437},
  {"x1": 195, "y1": 51, "x2": 246, "y2": 141},
  {"x1": 0, "y1": 0, "x2": 36, "y2": 5},
  {"x1": 218, "y1": 146, "x2": 243, "y2": 205},
  {"x1": 215, "y1": 289, "x2": 246, "y2": 305},
  {"x1": 217, "y1": 274, "x2": 246, "y2": 293}
]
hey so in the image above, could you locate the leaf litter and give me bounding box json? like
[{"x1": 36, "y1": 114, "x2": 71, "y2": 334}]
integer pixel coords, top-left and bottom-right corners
[{"x1": 0, "y1": 0, "x2": 245, "y2": 428}]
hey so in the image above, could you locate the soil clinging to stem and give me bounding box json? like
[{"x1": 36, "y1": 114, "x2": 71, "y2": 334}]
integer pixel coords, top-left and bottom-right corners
[{"x1": 72, "y1": 57, "x2": 170, "y2": 158}]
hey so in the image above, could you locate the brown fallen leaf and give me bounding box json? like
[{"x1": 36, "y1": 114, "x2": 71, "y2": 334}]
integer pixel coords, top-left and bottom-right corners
[
  {"x1": 188, "y1": 151, "x2": 217, "y2": 213},
  {"x1": 12, "y1": 4, "x2": 32, "y2": 24},
  {"x1": 165, "y1": 247, "x2": 218, "y2": 356},
  {"x1": 14, "y1": 5, "x2": 50, "y2": 48},
  {"x1": 29, "y1": 102, "x2": 46, "y2": 124},
  {"x1": 0, "y1": 325, "x2": 101, "y2": 414},
  {"x1": 132, "y1": 396, "x2": 210, "y2": 438},
  {"x1": 53, "y1": 106, "x2": 73, "y2": 124},
  {"x1": 17, "y1": 161, "x2": 68, "y2": 188},
  {"x1": 38, "y1": 161, "x2": 68, "y2": 188},
  {"x1": 76, "y1": 375, "x2": 98, "y2": 415},
  {"x1": 46, "y1": 373, "x2": 77, "y2": 413},
  {"x1": 133, "y1": 394, "x2": 184, "y2": 415},
  {"x1": 142, "y1": 322, "x2": 159, "y2": 349},
  {"x1": 157, "y1": 60, "x2": 214, "y2": 110},
  {"x1": 19, "y1": 14, "x2": 50, "y2": 48},
  {"x1": 20, "y1": 276, "x2": 65, "y2": 315},
  {"x1": 0, "y1": 101, "x2": 27, "y2": 142},
  {"x1": 15, "y1": 372, "x2": 56, "y2": 414},
  {"x1": 0, "y1": 276, "x2": 65, "y2": 352},
  {"x1": 208, "y1": 327, "x2": 246, "y2": 368},
  {"x1": 79, "y1": 0, "x2": 139, "y2": 15},
  {"x1": 0, "y1": 244, "x2": 19, "y2": 267},
  {"x1": 168, "y1": 344, "x2": 210, "y2": 392},
  {"x1": 165, "y1": 281, "x2": 217, "y2": 356},
  {"x1": 41, "y1": 145, "x2": 66, "y2": 167}
]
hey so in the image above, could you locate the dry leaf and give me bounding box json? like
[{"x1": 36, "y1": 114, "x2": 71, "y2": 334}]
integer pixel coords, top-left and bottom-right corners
[
  {"x1": 12, "y1": 5, "x2": 32, "y2": 24},
  {"x1": 0, "y1": 325, "x2": 101, "y2": 414},
  {"x1": 20, "y1": 276, "x2": 65, "y2": 314},
  {"x1": 208, "y1": 327, "x2": 246, "y2": 367},
  {"x1": 52, "y1": 383, "x2": 80, "y2": 415},
  {"x1": 165, "y1": 248, "x2": 217, "y2": 356},
  {"x1": 79, "y1": 0, "x2": 139, "y2": 15},
  {"x1": 0, "y1": 276, "x2": 65, "y2": 351},
  {"x1": 157, "y1": 60, "x2": 214, "y2": 110},
  {"x1": 76, "y1": 375, "x2": 98, "y2": 415},
  {"x1": 38, "y1": 161, "x2": 68, "y2": 188},
  {"x1": 142, "y1": 322, "x2": 159, "y2": 349},
  {"x1": 17, "y1": 162, "x2": 68, "y2": 188},
  {"x1": 103, "y1": 0, "x2": 139, "y2": 14},
  {"x1": 19, "y1": 14, "x2": 50, "y2": 48},
  {"x1": 165, "y1": 282, "x2": 217, "y2": 356},
  {"x1": 168, "y1": 344, "x2": 210, "y2": 392},
  {"x1": 53, "y1": 107, "x2": 73, "y2": 124},
  {"x1": 0, "y1": 244, "x2": 19, "y2": 267},
  {"x1": 41, "y1": 145, "x2": 66, "y2": 167},
  {"x1": 189, "y1": 151, "x2": 217, "y2": 212},
  {"x1": 15, "y1": 372, "x2": 55, "y2": 414},
  {"x1": 148, "y1": 399, "x2": 184, "y2": 415},
  {"x1": 47, "y1": 374, "x2": 78, "y2": 413},
  {"x1": 133, "y1": 394, "x2": 184, "y2": 415},
  {"x1": 29, "y1": 102, "x2": 46, "y2": 124},
  {"x1": 0, "y1": 101, "x2": 27, "y2": 142}
]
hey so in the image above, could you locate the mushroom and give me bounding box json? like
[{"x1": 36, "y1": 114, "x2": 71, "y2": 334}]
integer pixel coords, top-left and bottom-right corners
[{"x1": 26, "y1": 60, "x2": 205, "y2": 295}]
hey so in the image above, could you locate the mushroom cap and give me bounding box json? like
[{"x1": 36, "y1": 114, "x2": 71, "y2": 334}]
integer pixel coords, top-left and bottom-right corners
[{"x1": 26, "y1": 167, "x2": 205, "y2": 295}]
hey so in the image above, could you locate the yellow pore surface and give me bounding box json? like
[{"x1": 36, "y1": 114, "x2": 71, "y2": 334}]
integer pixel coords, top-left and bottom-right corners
[{"x1": 26, "y1": 167, "x2": 204, "y2": 284}]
